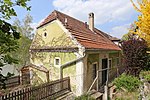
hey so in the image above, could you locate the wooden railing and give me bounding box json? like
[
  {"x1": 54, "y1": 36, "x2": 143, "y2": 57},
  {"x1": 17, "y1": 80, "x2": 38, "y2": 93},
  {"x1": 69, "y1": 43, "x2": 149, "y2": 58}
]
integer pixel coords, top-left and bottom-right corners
[
  {"x1": 0, "y1": 77, "x2": 71, "y2": 100},
  {"x1": 0, "y1": 75, "x2": 20, "y2": 89},
  {"x1": 87, "y1": 66, "x2": 125, "y2": 93}
]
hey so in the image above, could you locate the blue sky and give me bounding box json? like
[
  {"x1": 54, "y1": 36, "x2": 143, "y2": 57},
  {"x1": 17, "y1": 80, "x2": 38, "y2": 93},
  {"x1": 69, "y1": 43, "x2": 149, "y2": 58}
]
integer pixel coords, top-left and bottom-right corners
[{"x1": 13, "y1": 0, "x2": 139, "y2": 38}]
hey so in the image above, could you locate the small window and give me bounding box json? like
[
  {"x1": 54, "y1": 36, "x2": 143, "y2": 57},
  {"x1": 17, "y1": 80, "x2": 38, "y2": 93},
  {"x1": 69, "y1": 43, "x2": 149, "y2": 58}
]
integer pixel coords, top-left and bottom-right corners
[
  {"x1": 55, "y1": 59, "x2": 59, "y2": 65},
  {"x1": 44, "y1": 32, "x2": 47, "y2": 37},
  {"x1": 54, "y1": 57, "x2": 61, "y2": 66}
]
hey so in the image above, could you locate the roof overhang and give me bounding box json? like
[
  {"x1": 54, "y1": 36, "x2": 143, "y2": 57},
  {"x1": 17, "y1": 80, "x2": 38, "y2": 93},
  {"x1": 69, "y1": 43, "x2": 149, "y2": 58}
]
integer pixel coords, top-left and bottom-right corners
[
  {"x1": 85, "y1": 48, "x2": 121, "y2": 52},
  {"x1": 30, "y1": 47, "x2": 78, "y2": 52}
]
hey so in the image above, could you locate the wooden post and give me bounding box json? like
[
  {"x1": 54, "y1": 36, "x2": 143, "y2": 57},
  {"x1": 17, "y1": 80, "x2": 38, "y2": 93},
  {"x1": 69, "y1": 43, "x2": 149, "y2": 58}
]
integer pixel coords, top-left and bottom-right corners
[
  {"x1": 68, "y1": 77, "x2": 71, "y2": 91},
  {"x1": 60, "y1": 67, "x2": 63, "y2": 89},
  {"x1": 60, "y1": 67, "x2": 63, "y2": 80},
  {"x1": 96, "y1": 71, "x2": 99, "y2": 91},
  {"x1": 104, "y1": 67, "x2": 109, "y2": 100},
  {"x1": 46, "y1": 71, "x2": 50, "y2": 82},
  {"x1": 20, "y1": 71, "x2": 22, "y2": 85},
  {"x1": 103, "y1": 85, "x2": 108, "y2": 100}
]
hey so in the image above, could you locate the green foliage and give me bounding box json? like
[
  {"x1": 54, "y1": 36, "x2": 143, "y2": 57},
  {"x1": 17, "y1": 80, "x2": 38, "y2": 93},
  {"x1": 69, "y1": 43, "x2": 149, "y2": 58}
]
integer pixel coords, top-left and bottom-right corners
[
  {"x1": 0, "y1": 0, "x2": 30, "y2": 89},
  {"x1": 75, "y1": 94, "x2": 95, "y2": 100},
  {"x1": 140, "y1": 71, "x2": 150, "y2": 81},
  {"x1": 144, "y1": 74, "x2": 150, "y2": 81},
  {"x1": 12, "y1": 14, "x2": 33, "y2": 67},
  {"x1": 0, "y1": 0, "x2": 31, "y2": 19},
  {"x1": 113, "y1": 74, "x2": 141, "y2": 92}
]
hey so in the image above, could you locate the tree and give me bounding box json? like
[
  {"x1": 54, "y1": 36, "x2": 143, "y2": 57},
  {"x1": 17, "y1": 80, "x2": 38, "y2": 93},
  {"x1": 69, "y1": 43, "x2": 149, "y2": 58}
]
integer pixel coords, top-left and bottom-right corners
[
  {"x1": 0, "y1": 0, "x2": 31, "y2": 89},
  {"x1": 121, "y1": 37, "x2": 148, "y2": 76},
  {"x1": 121, "y1": 24, "x2": 136, "y2": 41},
  {"x1": 14, "y1": 14, "x2": 34, "y2": 39},
  {"x1": 130, "y1": 0, "x2": 150, "y2": 47},
  {"x1": 12, "y1": 14, "x2": 33, "y2": 68}
]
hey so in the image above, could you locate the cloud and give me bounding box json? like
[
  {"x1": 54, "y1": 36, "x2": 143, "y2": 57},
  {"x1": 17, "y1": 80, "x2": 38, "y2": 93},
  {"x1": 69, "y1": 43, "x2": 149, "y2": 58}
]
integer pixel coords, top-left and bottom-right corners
[
  {"x1": 111, "y1": 24, "x2": 131, "y2": 38},
  {"x1": 53, "y1": 0, "x2": 136, "y2": 25}
]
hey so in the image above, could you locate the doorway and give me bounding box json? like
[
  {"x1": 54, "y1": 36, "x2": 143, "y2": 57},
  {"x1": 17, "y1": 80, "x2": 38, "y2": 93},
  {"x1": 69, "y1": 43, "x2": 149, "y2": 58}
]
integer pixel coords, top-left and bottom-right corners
[{"x1": 102, "y1": 58, "x2": 108, "y2": 85}]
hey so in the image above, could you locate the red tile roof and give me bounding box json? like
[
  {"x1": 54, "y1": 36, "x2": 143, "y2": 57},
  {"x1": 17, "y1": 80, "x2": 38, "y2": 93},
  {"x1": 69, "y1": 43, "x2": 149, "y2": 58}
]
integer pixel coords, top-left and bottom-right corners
[{"x1": 37, "y1": 10, "x2": 121, "y2": 51}]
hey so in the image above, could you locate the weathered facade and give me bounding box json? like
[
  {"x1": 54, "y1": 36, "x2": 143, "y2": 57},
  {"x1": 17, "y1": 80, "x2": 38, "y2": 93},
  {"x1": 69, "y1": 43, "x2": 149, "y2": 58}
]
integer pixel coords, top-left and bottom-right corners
[{"x1": 30, "y1": 10, "x2": 121, "y2": 95}]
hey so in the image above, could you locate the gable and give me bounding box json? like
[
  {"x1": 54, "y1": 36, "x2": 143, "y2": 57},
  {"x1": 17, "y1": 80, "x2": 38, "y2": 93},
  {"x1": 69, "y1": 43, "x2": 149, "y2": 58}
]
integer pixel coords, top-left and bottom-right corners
[
  {"x1": 30, "y1": 20, "x2": 78, "y2": 50},
  {"x1": 33, "y1": 10, "x2": 121, "y2": 51}
]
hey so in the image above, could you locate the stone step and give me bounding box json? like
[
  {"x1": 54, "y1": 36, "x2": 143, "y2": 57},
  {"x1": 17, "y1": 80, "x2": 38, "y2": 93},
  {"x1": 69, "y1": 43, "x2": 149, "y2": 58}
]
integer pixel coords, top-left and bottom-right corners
[
  {"x1": 56, "y1": 91, "x2": 75, "y2": 100},
  {"x1": 89, "y1": 89, "x2": 103, "y2": 100}
]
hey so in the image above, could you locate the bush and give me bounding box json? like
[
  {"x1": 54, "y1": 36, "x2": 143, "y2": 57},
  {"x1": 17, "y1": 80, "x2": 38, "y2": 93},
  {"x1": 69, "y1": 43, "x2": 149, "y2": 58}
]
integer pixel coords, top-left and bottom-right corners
[
  {"x1": 121, "y1": 38, "x2": 148, "y2": 76},
  {"x1": 113, "y1": 74, "x2": 141, "y2": 92},
  {"x1": 144, "y1": 74, "x2": 150, "y2": 81},
  {"x1": 140, "y1": 71, "x2": 150, "y2": 81},
  {"x1": 75, "y1": 94, "x2": 95, "y2": 100},
  {"x1": 146, "y1": 54, "x2": 150, "y2": 70}
]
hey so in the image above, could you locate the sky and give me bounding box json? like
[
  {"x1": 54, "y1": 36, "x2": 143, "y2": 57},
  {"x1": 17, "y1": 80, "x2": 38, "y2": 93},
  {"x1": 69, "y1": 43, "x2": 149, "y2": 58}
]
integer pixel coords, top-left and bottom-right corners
[{"x1": 12, "y1": 0, "x2": 140, "y2": 39}]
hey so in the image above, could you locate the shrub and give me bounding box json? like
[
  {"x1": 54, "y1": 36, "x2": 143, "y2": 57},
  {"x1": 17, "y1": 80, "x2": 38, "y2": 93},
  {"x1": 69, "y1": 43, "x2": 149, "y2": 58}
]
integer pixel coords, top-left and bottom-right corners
[
  {"x1": 75, "y1": 94, "x2": 95, "y2": 100},
  {"x1": 121, "y1": 37, "x2": 148, "y2": 76},
  {"x1": 146, "y1": 54, "x2": 150, "y2": 70},
  {"x1": 113, "y1": 74, "x2": 141, "y2": 92},
  {"x1": 144, "y1": 74, "x2": 150, "y2": 81},
  {"x1": 140, "y1": 71, "x2": 150, "y2": 81}
]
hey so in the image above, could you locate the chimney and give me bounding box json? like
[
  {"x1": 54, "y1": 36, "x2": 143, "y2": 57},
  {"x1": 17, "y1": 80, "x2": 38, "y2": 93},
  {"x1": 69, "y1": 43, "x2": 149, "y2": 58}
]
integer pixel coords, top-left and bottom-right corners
[{"x1": 89, "y1": 13, "x2": 94, "y2": 31}]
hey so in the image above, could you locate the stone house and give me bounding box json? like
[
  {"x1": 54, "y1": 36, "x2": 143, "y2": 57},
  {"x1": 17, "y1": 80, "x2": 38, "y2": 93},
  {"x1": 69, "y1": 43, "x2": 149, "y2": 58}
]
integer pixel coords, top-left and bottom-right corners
[{"x1": 30, "y1": 10, "x2": 121, "y2": 96}]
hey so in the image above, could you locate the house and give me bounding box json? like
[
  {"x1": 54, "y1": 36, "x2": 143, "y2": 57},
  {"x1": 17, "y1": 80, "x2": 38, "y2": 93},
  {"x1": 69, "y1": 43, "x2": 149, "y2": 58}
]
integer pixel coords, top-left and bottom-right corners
[{"x1": 30, "y1": 10, "x2": 121, "y2": 96}]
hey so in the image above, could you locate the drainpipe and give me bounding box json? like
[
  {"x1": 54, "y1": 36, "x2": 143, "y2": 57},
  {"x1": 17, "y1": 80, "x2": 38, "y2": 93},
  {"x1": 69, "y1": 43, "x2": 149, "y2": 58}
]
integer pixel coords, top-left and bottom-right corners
[{"x1": 59, "y1": 56, "x2": 85, "y2": 80}]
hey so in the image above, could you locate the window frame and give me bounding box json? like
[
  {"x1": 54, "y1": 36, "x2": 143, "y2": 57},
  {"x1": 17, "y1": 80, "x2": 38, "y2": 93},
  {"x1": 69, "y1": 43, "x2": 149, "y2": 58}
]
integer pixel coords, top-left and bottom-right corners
[
  {"x1": 54, "y1": 57, "x2": 61, "y2": 67},
  {"x1": 92, "y1": 62, "x2": 98, "y2": 80},
  {"x1": 108, "y1": 58, "x2": 112, "y2": 68}
]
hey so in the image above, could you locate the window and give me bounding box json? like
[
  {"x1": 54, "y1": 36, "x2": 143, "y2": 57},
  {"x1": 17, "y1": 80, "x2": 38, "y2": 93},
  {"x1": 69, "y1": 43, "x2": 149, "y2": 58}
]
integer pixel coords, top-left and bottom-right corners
[
  {"x1": 55, "y1": 59, "x2": 59, "y2": 65},
  {"x1": 54, "y1": 57, "x2": 61, "y2": 66},
  {"x1": 109, "y1": 59, "x2": 112, "y2": 68},
  {"x1": 44, "y1": 32, "x2": 47, "y2": 37}
]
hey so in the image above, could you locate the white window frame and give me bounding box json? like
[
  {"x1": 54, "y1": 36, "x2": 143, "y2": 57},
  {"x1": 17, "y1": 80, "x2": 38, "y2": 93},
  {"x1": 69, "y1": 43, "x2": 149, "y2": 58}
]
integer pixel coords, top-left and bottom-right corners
[
  {"x1": 54, "y1": 57, "x2": 61, "y2": 67},
  {"x1": 108, "y1": 58, "x2": 112, "y2": 68}
]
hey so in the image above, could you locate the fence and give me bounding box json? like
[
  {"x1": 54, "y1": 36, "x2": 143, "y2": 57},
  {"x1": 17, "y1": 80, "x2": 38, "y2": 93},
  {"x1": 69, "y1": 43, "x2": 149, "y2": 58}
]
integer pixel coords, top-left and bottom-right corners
[
  {"x1": 0, "y1": 77, "x2": 70, "y2": 100},
  {"x1": 0, "y1": 75, "x2": 20, "y2": 89}
]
